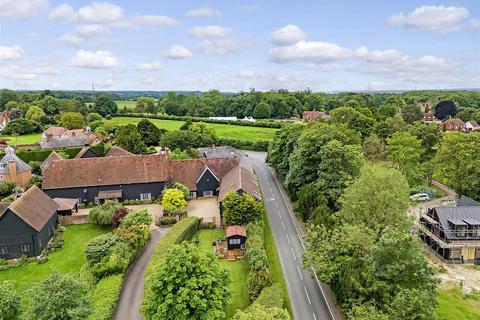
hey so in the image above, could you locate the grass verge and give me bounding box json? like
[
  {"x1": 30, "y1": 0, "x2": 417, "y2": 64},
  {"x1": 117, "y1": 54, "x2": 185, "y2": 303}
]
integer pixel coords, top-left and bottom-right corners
[
  {"x1": 262, "y1": 210, "x2": 293, "y2": 317},
  {"x1": 436, "y1": 286, "x2": 480, "y2": 320}
]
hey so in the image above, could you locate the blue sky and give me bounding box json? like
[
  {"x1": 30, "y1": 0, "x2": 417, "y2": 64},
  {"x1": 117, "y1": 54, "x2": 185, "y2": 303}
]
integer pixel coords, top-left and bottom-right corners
[{"x1": 0, "y1": 0, "x2": 479, "y2": 91}]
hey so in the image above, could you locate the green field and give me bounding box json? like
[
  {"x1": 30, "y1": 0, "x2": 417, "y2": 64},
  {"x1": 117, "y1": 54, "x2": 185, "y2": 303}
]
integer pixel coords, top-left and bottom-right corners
[
  {"x1": 116, "y1": 100, "x2": 137, "y2": 110},
  {"x1": 0, "y1": 133, "x2": 41, "y2": 145},
  {"x1": 0, "y1": 224, "x2": 110, "y2": 294},
  {"x1": 106, "y1": 116, "x2": 277, "y2": 141},
  {"x1": 196, "y1": 229, "x2": 251, "y2": 318},
  {"x1": 436, "y1": 286, "x2": 480, "y2": 320}
]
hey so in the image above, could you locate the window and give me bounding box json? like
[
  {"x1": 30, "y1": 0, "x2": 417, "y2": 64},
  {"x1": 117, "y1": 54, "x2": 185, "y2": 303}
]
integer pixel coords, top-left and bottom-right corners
[
  {"x1": 203, "y1": 191, "x2": 213, "y2": 197},
  {"x1": 20, "y1": 243, "x2": 31, "y2": 252},
  {"x1": 455, "y1": 226, "x2": 467, "y2": 238},
  {"x1": 140, "y1": 193, "x2": 151, "y2": 201},
  {"x1": 0, "y1": 246, "x2": 7, "y2": 255},
  {"x1": 189, "y1": 191, "x2": 197, "y2": 198},
  {"x1": 229, "y1": 238, "x2": 241, "y2": 245}
]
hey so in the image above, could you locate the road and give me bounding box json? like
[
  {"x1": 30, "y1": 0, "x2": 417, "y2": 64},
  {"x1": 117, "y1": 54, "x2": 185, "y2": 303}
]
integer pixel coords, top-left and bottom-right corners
[
  {"x1": 114, "y1": 227, "x2": 169, "y2": 320},
  {"x1": 246, "y1": 151, "x2": 342, "y2": 320}
]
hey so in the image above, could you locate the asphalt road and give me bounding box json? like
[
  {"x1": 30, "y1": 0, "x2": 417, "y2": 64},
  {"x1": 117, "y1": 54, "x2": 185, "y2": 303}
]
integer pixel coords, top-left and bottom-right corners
[
  {"x1": 246, "y1": 151, "x2": 341, "y2": 320},
  {"x1": 113, "y1": 227, "x2": 169, "y2": 320}
]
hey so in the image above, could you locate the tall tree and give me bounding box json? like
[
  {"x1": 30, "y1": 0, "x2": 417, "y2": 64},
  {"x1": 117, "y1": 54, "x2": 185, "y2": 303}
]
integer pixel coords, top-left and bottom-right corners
[
  {"x1": 142, "y1": 243, "x2": 230, "y2": 320},
  {"x1": 222, "y1": 191, "x2": 263, "y2": 225},
  {"x1": 387, "y1": 132, "x2": 424, "y2": 187},
  {"x1": 137, "y1": 119, "x2": 164, "y2": 146},
  {"x1": 25, "y1": 105, "x2": 46, "y2": 122},
  {"x1": 362, "y1": 134, "x2": 386, "y2": 161},
  {"x1": 253, "y1": 102, "x2": 272, "y2": 119},
  {"x1": 434, "y1": 100, "x2": 458, "y2": 120},
  {"x1": 401, "y1": 104, "x2": 423, "y2": 124},
  {"x1": 434, "y1": 132, "x2": 480, "y2": 200},
  {"x1": 59, "y1": 112, "x2": 85, "y2": 129},
  {"x1": 115, "y1": 124, "x2": 146, "y2": 154},
  {"x1": 94, "y1": 96, "x2": 118, "y2": 117}
]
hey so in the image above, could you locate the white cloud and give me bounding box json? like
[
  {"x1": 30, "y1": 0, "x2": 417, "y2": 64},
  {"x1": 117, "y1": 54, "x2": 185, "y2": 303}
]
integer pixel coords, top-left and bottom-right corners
[
  {"x1": 0, "y1": 65, "x2": 36, "y2": 80},
  {"x1": 136, "y1": 61, "x2": 162, "y2": 71},
  {"x1": 197, "y1": 38, "x2": 250, "y2": 55},
  {"x1": 355, "y1": 46, "x2": 404, "y2": 62},
  {"x1": 470, "y1": 18, "x2": 480, "y2": 29},
  {"x1": 165, "y1": 45, "x2": 192, "y2": 59},
  {"x1": 388, "y1": 5, "x2": 470, "y2": 32},
  {"x1": 49, "y1": 3, "x2": 75, "y2": 21},
  {"x1": 142, "y1": 75, "x2": 156, "y2": 85},
  {"x1": 58, "y1": 33, "x2": 87, "y2": 47},
  {"x1": 96, "y1": 73, "x2": 115, "y2": 88},
  {"x1": 132, "y1": 15, "x2": 180, "y2": 27},
  {"x1": 189, "y1": 25, "x2": 232, "y2": 38},
  {"x1": 74, "y1": 24, "x2": 109, "y2": 37},
  {"x1": 70, "y1": 50, "x2": 119, "y2": 69},
  {"x1": 0, "y1": 0, "x2": 49, "y2": 21},
  {"x1": 270, "y1": 25, "x2": 306, "y2": 46},
  {"x1": 31, "y1": 66, "x2": 63, "y2": 75},
  {"x1": 77, "y1": 2, "x2": 124, "y2": 24},
  {"x1": 186, "y1": 6, "x2": 221, "y2": 18},
  {"x1": 270, "y1": 40, "x2": 352, "y2": 63},
  {"x1": 0, "y1": 45, "x2": 24, "y2": 60}
]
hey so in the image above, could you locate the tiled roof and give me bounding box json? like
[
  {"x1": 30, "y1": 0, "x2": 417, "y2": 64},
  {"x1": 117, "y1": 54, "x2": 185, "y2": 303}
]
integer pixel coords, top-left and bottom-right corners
[
  {"x1": 53, "y1": 198, "x2": 78, "y2": 211},
  {"x1": 226, "y1": 225, "x2": 247, "y2": 237},
  {"x1": 218, "y1": 165, "x2": 260, "y2": 201},
  {"x1": 41, "y1": 151, "x2": 63, "y2": 172},
  {"x1": 0, "y1": 146, "x2": 32, "y2": 174},
  {"x1": 0, "y1": 186, "x2": 58, "y2": 231},
  {"x1": 169, "y1": 158, "x2": 238, "y2": 190},
  {"x1": 105, "y1": 146, "x2": 134, "y2": 157},
  {"x1": 74, "y1": 147, "x2": 98, "y2": 159},
  {"x1": 42, "y1": 154, "x2": 170, "y2": 189}
]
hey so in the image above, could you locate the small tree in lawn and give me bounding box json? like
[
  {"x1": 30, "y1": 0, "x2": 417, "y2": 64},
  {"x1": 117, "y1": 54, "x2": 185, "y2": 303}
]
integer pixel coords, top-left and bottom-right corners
[
  {"x1": 141, "y1": 242, "x2": 230, "y2": 320},
  {"x1": 161, "y1": 188, "x2": 187, "y2": 214},
  {"x1": 23, "y1": 270, "x2": 91, "y2": 320},
  {"x1": 222, "y1": 191, "x2": 263, "y2": 225},
  {"x1": 0, "y1": 281, "x2": 20, "y2": 320}
]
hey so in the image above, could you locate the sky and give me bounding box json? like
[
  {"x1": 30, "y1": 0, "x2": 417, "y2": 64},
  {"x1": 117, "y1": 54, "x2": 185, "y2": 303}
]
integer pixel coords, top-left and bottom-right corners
[{"x1": 0, "y1": 0, "x2": 479, "y2": 92}]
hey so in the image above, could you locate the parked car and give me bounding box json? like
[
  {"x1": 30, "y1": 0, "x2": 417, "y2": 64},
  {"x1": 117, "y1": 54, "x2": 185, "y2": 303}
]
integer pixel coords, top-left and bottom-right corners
[{"x1": 410, "y1": 193, "x2": 430, "y2": 202}]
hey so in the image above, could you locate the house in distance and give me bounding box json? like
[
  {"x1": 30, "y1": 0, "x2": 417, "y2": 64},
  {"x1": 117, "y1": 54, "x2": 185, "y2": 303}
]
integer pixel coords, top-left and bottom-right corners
[{"x1": 40, "y1": 126, "x2": 101, "y2": 149}]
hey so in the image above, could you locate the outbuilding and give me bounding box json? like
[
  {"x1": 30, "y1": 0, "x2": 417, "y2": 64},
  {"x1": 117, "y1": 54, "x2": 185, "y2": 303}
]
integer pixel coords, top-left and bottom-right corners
[
  {"x1": 226, "y1": 225, "x2": 247, "y2": 250},
  {"x1": 0, "y1": 186, "x2": 59, "y2": 259}
]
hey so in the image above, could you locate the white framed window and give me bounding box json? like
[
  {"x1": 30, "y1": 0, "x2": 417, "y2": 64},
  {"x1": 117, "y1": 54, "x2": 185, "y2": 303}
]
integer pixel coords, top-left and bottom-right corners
[
  {"x1": 229, "y1": 238, "x2": 241, "y2": 245},
  {"x1": 0, "y1": 246, "x2": 7, "y2": 254},
  {"x1": 189, "y1": 191, "x2": 197, "y2": 198},
  {"x1": 140, "y1": 193, "x2": 152, "y2": 201},
  {"x1": 203, "y1": 191, "x2": 213, "y2": 197},
  {"x1": 20, "y1": 243, "x2": 31, "y2": 252}
]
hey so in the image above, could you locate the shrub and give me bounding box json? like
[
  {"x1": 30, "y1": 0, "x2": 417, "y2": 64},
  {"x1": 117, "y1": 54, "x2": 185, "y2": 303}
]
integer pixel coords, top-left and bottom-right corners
[
  {"x1": 86, "y1": 274, "x2": 123, "y2": 320},
  {"x1": 161, "y1": 188, "x2": 187, "y2": 212},
  {"x1": 85, "y1": 233, "x2": 118, "y2": 266},
  {"x1": 23, "y1": 270, "x2": 91, "y2": 320},
  {"x1": 158, "y1": 216, "x2": 177, "y2": 225},
  {"x1": 223, "y1": 191, "x2": 263, "y2": 226},
  {"x1": 245, "y1": 221, "x2": 273, "y2": 300},
  {"x1": 0, "y1": 180, "x2": 16, "y2": 198},
  {"x1": 90, "y1": 242, "x2": 131, "y2": 278},
  {"x1": 145, "y1": 217, "x2": 200, "y2": 278},
  {"x1": 112, "y1": 207, "x2": 130, "y2": 228},
  {"x1": 120, "y1": 209, "x2": 152, "y2": 228},
  {"x1": 0, "y1": 280, "x2": 20, "y2": 320},
  {"x1": 114, "y1": 225, "x2": 150, "y2": 252},
  {"x1": 89, "y1": 201, "x2": 124, "y2": 226}
]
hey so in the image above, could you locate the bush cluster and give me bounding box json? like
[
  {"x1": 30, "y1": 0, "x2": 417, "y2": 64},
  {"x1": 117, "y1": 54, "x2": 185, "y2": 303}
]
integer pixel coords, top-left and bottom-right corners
[
  {"x1": 120, "y1": 113, "x2": 283, "y2": 128},
  {"x1": 216, "y1": 137, "x2": 270, "y2": 151},
  {"x1": 232, "y1": 284, "x2": 290, "y2": 320},
  {"x1": 120, "y1": 209, "x2": 152, "y2": 228},
  {"x1": 245, "y1": 221, "x2": 273, "y2": 300},
  {"x1": 86, "y1": 274, "x2": 123, "y2": 320},
  {"x1": 89, "y1": 201, "x2": 124, "y2": 226}
]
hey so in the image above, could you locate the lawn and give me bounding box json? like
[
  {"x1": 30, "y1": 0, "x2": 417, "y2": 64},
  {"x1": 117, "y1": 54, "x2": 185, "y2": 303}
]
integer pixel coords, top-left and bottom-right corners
[
  {"x1": 116, "y1": 100, "x2": 137, "y2": 110},
  {"x1": 436, "y1": 286, "x2": 480, "y2": 320},
  {"x1": 0, "y1": 133, "x2": 41, "y2": 145},
  {"x1": 196, "y1": 229, "x2": 251, "y2": 318},
  {"x1": 0, "y1": 224, "x2": 110, "y2": 294},
  {"x1": 106, "y1": 116, "x2": 277, "y2": 141}
]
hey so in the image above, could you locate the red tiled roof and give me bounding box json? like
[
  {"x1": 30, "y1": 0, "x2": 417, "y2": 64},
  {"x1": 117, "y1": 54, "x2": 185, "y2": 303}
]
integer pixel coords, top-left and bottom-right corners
[
  {"x1": 226, "y1": 225, "x2": 247, "y2": 237},
  {"x1": 105, "y1": 146, "x2": 134, "y2": 157},
  {"x1": 218, "y1": 165, "x2": 260, "y2": 201},
  {"x1": 169, "y1": 158, "x2": 239, "y2": 190},
  {"x1": 42, "y1": 154, "x2": 170, "y2": 189}
]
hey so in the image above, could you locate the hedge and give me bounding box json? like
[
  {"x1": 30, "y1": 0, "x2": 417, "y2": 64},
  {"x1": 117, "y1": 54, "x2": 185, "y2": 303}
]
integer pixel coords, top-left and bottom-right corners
[
  {"x1": 16, "y1": 146, "x2": 82, "y2": 162},
  {"x1": 144, "y1": 217, "x2": 200, "y2": 279},
  {"x1": 86, "y1": 274, "x2": 124, "y2": 320},
  {"x1": 119, "y1": 113, "x2": 284, "y2": 128},
  {"x1": 217, "y1": 137, "x2": 270, "y2": 151}
]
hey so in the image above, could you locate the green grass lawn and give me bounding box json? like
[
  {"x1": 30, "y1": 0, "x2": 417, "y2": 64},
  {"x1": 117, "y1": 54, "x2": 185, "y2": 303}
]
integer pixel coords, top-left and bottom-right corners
[
  {"x1": 116, "y1": 100, "x2": 137, "y2": 110},
  {"x1": 0, "y1": 133, "x2": 41, "y2": 145},
  {"x1": 106, "y1": 116, "x2": 277, "y2": 141},
  {"x1": 436, "y1": 286, "x2": 480, "y2": 320},
  {"x1": 0, "y1": 224, "x2": 110, "y2": 294},
  {"x1": 196, "y1": 229, "x2": 251, "y2": 318}
]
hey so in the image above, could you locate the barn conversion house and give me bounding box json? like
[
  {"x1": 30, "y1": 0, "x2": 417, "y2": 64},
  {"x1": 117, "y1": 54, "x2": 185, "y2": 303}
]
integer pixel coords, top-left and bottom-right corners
[{"x1": 0, "y1": 186, "x2": 58, "y2": 259}]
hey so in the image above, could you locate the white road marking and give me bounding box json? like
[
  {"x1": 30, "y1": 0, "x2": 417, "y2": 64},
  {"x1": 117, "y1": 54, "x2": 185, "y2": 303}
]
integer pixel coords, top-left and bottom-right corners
[
  {"x1": 275, "y1": 202, "x2": 279, "y2": 209},
  {"x1": 312, "y1": 267, "x2": 337, "y2": 320},
  {"x1": 282, "y1": 221, "x2": 286, "y2": 230},
  {"x1": 290, "y1": 248, "x2": 297, "y2": 261},
  {"x1": 286, "y1": 234, "x2": 291, "y2": 244},
  {"x1": 277, "y1": 211, "x2": 281, "y2": 218},
  {"x1": 296, "y1": 265, "x2": 304, "y2": 280},
  {"x1": 313, "y1": 313, "x2": 317, "y2": 320},
  {"x1": 304, "y1": 286, "x2": 312, "y2": 304}
]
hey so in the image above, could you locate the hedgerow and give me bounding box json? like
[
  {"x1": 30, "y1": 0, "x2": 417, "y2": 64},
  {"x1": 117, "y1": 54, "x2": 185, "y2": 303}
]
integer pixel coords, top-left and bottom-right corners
[{"x1": 86, "y1": 274, "x2": 123, "y2": 320}]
